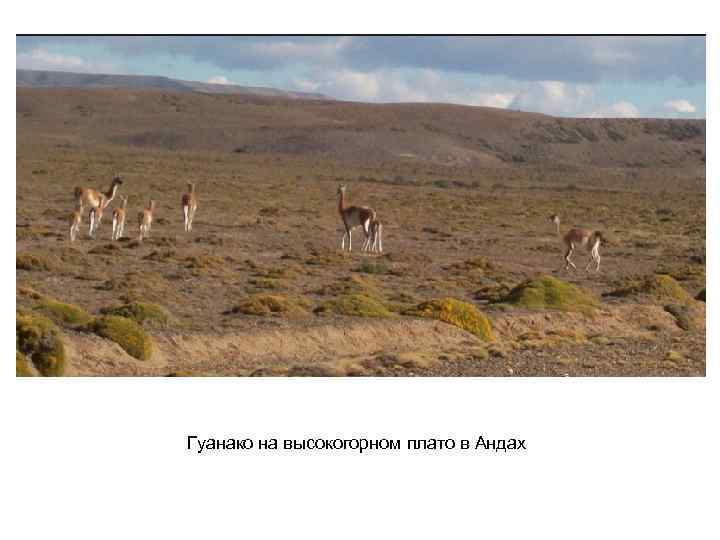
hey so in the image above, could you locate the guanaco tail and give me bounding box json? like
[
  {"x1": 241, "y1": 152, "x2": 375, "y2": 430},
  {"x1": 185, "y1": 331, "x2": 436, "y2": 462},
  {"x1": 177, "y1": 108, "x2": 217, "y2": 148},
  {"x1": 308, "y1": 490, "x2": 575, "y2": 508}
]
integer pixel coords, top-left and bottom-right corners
[
  {"x1": 138, "y1": 199, "x2": 156, "y2": 242},
  {"x1": 111, "y1": 196, "x2": 129, "y2": 240},
  {"x1": 182, "y1": 182, "x2": 198, "y2": 232},
  {"x1": 550, "y1": 214, "x2": 603, "y2": 272},
  {"x1": 73, "y1": 173, "x2": 123, "y2": 237},
  {"x1": 337, "y1": 184, "x2": 376, "y2": 252}
]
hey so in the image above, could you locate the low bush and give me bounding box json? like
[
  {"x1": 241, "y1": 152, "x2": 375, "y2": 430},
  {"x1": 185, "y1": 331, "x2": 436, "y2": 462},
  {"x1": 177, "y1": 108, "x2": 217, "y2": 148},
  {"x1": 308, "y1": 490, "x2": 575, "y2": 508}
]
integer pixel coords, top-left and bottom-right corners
[
  {"x1": 100, "y1": 301, "x2": 170, "y2": 327},
  {"x1": 404, "y1": 298, "x2": 494, "y2": 341},
  {"x1": 230, "y1": 294, "x2": 309, "y2": 317},
  {"x1": 16, "y1": 312, "x2": 66, "y2": 376},
  {"x1": 91, "y1": 315, "x2": 153, "y2": 361},
  {"x1": 34, "y1": 298, "x2": 93, "y2": 327},
  {"x1": 501, "y1": 275, "x2": 599, "y2": 314},
  {"x1": 314, "y1": 294, "x2": 395, "y2": 318}
]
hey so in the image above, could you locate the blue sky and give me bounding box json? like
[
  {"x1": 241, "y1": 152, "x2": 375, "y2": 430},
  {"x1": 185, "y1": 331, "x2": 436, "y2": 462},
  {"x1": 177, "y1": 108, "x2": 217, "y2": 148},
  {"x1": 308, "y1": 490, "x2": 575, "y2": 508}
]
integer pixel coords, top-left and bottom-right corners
[{"x1": 16, "y1": 36, "x2": 705, "y2": 118}]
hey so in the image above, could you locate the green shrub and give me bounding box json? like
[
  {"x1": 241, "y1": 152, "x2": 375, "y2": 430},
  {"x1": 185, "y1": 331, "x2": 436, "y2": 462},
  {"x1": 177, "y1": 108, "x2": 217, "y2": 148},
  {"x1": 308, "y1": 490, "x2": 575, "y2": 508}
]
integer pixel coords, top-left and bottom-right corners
[
  {"x1": 404, "y1": 298, "x2": 494, "y2": 341},
  {"x1": 100, "y1": 301, "x2": 170, "y2": 327},
  {"x1": 314, "y1": 294, "x2": 395, "y2": 318},
  {"x1": 230, "y1": 294, "x2": 309, "y2": 317},
  {"x1": 16, "y1": 312, "x2": 66, "y2": 376},
  {"x1": 607, "y1": 274, "x2": 691, "y2": 303},
  {"x1": 91, "y1": 315, "x2": 153, "y2": 361},
  {"x1": 34, "y1": 298, "x2": 93, "y2": 327},
  {"x1": 501, "y1": 275, "x2": 599, "y2": 314}
]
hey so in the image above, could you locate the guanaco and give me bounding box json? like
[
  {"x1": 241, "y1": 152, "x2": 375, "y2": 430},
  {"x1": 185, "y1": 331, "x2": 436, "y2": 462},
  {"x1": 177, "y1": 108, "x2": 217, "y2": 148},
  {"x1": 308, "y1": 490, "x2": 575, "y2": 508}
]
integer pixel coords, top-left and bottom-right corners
[
  {"x1": 182, "y1": 182, "x2": 198, "y2": 232},
  {"x1": 73, "y1": 174, "x2": 122, "y2": 237},
  {"x1": 337, "y1": 184, "x2": 376, "y2": 252},
  {"x1": 111, "y1": 196, "x2": 128, "y2": 240},
  {"x1": 550, "y1": 214, "x2": 603, "y2": 272},
  {"x1": 138, "y1": 199, "x2": 156, "y2": 242}
]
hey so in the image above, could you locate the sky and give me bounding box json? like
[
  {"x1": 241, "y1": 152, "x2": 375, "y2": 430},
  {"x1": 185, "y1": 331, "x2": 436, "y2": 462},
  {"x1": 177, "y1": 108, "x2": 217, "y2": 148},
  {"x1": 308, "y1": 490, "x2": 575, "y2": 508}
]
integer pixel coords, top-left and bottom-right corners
[{"x1": 16, "y1": 36, "x2": 706, "y2": 118}]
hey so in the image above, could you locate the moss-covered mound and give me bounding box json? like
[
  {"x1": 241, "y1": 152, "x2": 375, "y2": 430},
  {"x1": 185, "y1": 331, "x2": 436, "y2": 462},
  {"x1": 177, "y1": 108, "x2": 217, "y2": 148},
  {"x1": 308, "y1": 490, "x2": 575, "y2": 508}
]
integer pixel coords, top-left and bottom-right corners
[
  {"x1": 91, "y1": 315, "x2": 153, "y2": 361},
  {"x1": 607, "y1": 274, "x2": 691, "y2": 303},
  {"x1": 314, "y1": 294, "x2": 395, "y2": 318},
  {"x1": 16, "y1": 351, "x2": 37, "y2": 377},
  {"x1": 34, "y1": 298, "x2": 93, "y2": 327},
  {"x1": 230, "y1": 294, "x2": 309, "y2": 317},
  {"x1": 654, "y1": 264, "x2": 705, "y2": 286},
  {"x1": 501, "y1": 275, "x2": 599, "y2": 314},
  {"x1": 100, "y1": 301, "x2": 170, "y2": 327},
  {"x1": 16, "y1": 312, "x2": 66, "y2": 376},
  {"x1": 404, "y1": 298, "x2": 494, "y2": 341}
]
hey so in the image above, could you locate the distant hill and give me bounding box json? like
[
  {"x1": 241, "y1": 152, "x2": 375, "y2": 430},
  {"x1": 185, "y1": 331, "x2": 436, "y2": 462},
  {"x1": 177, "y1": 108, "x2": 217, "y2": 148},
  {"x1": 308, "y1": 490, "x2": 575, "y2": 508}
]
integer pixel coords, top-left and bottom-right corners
[
  {"x1": 16, "y1": 69, "x2": 331, "y2": 100},
  {"x1": 16, "y1": 87, "x2": 705, "y2": 190}
]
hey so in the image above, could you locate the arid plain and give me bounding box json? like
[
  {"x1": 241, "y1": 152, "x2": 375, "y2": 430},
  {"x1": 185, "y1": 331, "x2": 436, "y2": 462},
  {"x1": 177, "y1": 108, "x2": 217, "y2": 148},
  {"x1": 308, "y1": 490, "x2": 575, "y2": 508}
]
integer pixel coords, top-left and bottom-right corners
[{"x1": 16, "y1": 88, "x2": 706, "y2": 376}]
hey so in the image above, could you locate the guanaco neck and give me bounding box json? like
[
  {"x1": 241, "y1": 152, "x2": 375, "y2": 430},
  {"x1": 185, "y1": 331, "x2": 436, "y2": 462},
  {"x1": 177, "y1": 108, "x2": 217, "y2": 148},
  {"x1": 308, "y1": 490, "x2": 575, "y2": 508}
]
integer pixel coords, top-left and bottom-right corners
[
  {"x1": 105, "y1": 182, "x2": 119, "y2": 202},
  {"x1": 338, "y1": 190, "x2": 346, "y2": 214}
]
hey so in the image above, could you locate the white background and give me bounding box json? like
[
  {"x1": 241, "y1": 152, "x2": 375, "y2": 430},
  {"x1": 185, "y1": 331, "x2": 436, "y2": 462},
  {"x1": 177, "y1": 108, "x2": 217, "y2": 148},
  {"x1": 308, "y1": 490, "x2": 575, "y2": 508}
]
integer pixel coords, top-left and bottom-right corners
[{"x1": 4, "y1": 3, "x2": 718, "y2": 539}]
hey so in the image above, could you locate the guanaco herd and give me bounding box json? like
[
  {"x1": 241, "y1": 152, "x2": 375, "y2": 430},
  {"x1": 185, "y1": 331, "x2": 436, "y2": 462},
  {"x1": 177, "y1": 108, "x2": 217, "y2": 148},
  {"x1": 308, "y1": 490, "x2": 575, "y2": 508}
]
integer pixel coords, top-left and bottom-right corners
[
  {"x1": 69, "y1": 175, "x2": 198, "y2": 244},
  {"x1": 67, "y1": 175, "x2": 603, "y2": 271}
]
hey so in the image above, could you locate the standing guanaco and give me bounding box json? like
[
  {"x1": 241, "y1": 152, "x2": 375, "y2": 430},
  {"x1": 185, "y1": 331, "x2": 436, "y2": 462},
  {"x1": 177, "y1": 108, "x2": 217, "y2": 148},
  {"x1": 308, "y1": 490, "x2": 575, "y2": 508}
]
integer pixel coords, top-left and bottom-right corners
[
  {"x1": 73, "y1": 173, "x2": 123, "y2": 237},
  {"x1": 182, "y1": 182, "x2": 198, "y2": 232},
  {"x1": 111, "y1": 196, "x2": 128, "y2": 241},
  {"x1": 138, "y1": 199, "x2": 156, "y2": 242},
  {"x1": 337, "y1": 184, "x2": 376, "y2": 252},
  {"x1": 550, "y1": 214, "x2": 603, "y2": 272}
]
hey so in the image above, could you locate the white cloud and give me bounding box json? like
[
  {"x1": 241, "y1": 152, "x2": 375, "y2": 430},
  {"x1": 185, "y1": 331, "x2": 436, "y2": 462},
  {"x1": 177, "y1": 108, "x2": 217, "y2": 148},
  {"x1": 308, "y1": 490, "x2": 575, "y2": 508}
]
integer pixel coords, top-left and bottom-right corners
[
  {"x1": 610, "y1": 101, "x2": 640, "y2": 117},
  {"x1": 291, "y1": 71, "x2": 644, "y2": 118},
  {"x1": 16, "y1": 48, "x2": 118, "y2": 73},
  {"x1": 325, "y1": 70, "x2": 381, "y2": 101},
  {"x1": 511, "y1": 81, "x2": 596, "y2": 116},
  {"x1": 468, "y1": 92, "x2": 516, "y2": 108},
  {"x1": 664, "y1": 99, "x2": 696, "y2": 113},
  {"x1": 294, "y1": 68, "x2": 517, "y2": 108},
  {"x1": 207, "y1": 76, "x2": 233, "y2": 85}
]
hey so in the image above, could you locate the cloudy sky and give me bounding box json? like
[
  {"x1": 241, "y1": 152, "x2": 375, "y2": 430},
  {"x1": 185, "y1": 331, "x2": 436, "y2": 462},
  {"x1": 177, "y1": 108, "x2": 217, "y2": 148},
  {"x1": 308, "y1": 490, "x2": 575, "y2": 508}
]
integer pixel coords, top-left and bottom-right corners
[{"x1": 16, "y1": 36, "x2": 705, "y2": 118}]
